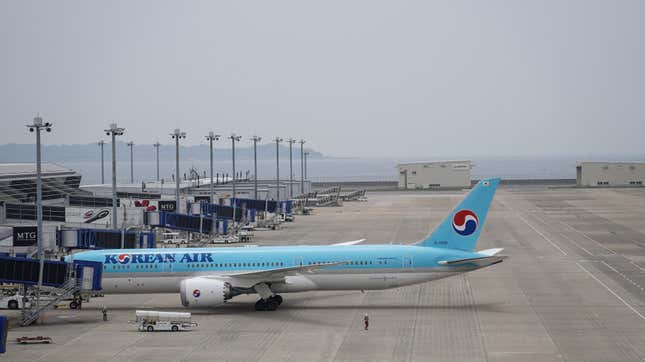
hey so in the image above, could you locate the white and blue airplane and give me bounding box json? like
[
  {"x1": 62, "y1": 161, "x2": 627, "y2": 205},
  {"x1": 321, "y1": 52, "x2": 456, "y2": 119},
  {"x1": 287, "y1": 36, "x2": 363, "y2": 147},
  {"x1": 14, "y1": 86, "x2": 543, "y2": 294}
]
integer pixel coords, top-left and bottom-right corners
[{"x1": 71, "y1": 178, "x2": 505, "y2": 311}]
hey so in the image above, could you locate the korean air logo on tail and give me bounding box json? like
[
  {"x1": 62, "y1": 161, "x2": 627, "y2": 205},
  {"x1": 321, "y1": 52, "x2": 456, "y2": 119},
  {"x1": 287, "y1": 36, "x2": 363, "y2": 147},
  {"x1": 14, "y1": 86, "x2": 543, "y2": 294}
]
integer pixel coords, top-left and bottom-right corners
[
  {"x1": 117, "y1": 254, "x2": 131, "y2": 264},
  {"x1": 193, "y1": 289, "x2": 201, "y2": 298},
  {"x1": 452, "y1": 210, "x2": 478, "y2": 236}
]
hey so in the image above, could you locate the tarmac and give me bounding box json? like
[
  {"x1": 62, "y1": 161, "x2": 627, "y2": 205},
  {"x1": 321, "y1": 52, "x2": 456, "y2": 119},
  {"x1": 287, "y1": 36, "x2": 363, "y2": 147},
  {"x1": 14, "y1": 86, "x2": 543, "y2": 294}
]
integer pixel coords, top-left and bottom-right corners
[{"x1": 3, "y1": 186, "x2": 645, "y2": 361}]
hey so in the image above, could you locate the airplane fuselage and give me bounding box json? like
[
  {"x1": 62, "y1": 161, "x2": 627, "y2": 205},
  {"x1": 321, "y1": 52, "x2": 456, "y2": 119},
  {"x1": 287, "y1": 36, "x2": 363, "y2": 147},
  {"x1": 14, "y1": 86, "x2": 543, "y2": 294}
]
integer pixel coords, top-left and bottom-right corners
[{"x1": 72, "y1": 244, "x2": 487, "y2": 295}]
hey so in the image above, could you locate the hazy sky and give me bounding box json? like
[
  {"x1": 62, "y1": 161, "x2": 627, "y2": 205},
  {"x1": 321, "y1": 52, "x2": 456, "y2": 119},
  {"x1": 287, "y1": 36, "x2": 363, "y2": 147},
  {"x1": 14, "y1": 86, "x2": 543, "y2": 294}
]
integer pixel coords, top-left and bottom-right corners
[{"x1": 1, "y1": 0, "x2": 644, "y2": 158}]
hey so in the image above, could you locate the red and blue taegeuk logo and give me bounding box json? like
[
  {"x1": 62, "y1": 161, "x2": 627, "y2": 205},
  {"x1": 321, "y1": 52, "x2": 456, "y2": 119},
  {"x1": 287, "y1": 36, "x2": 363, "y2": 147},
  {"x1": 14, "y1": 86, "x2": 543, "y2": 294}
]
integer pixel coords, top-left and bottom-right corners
[
  {"x1": 193, "y1": 289, "x2": 201, "y2": 298},
  {"x1": 117, "y1": 254, "x2": 131, "y2": 264},
  {"x1": 452, "y1": 210, "x2": 478, "y2": 236}
]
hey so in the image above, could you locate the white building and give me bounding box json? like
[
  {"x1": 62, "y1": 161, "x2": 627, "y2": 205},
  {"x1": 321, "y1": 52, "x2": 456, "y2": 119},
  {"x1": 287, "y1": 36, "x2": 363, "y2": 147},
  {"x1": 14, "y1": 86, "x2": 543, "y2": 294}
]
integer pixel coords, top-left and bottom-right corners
[
  {"x1": 576, "y1": 161, "x2": 645, "y2": 187},
  {"x1": 397, "y1": 160, "x2": 472, "y2": 189}
]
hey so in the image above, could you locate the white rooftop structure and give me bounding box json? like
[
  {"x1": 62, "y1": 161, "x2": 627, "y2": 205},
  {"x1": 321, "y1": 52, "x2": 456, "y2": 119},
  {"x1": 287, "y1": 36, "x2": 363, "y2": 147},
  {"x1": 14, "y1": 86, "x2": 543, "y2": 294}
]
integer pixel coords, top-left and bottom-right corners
[
  {"x1": 0, "y1": 163, "x2": 78, "y2": 180},
  {"x1": 397, "y1": 160, "x2": 472, "y2": 189},
  {"x1": 0, "y1": 163, "x2": 83, "y2": 203},
  {"x1": 576, "y1": 161, "x2": 645, "y2": 187}
]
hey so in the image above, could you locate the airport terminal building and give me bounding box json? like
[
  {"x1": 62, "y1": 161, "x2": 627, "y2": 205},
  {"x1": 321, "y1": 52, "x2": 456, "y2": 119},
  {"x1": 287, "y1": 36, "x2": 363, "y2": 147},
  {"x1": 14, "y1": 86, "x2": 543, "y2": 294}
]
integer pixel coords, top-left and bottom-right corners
[
  {"x1": 397, "y1": 160, "x2": 472, "y2": 189},
  {"x1": 576, "y1": 161, "x2": 645, "y2": 187}
]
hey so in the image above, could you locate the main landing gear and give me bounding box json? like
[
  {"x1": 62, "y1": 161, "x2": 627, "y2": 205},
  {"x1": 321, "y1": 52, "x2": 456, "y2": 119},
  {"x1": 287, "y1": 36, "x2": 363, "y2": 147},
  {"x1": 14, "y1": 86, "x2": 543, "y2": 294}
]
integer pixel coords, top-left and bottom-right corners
[{"x1": 254, "y1": 295, "x2": 283, "y2": 311}]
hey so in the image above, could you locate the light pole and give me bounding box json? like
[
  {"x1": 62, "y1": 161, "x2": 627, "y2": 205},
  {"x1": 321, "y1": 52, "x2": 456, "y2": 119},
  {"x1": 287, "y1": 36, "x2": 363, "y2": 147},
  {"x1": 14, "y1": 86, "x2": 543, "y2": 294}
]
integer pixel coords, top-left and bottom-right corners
[
  {"x1": 170, "y1": 129, "x2": 186, "y2": 210},
  {"x1": 287, "y1": 138, "x2": 295, "y2": 199},
  {"x1": 274, "y1": 137, "x2": 283, "y2": 207},
  {"x1": 304, "y1": 151, "x2": 309, "y2": 180},
  {"x1": 251, "y1": 136, "x2": 261, "y2": 199},
  {"x1": 299, "y1": 139, "x2": 305, "y2": 194},
  {"x1": 229, "y1": 134, "x2": 242, "y2": 200},
  {"x1": 205, "y1": 132, "x2": 220, "y2": 204},
  {"x1": 126, "y1": 141, "x2": 134, "y2": 183},
  {"x1": 98, "y1": 140, "x2": 105, "y2": 184},
  {"x1": 105, "y1": 123, "x2": 125, "y2": 228},
  {"x1": 26, "y1": 116, "x2": 52, "y2": 316},
  {"x1": 153, "y1": 142, "x2": 160, "y2": 181}
]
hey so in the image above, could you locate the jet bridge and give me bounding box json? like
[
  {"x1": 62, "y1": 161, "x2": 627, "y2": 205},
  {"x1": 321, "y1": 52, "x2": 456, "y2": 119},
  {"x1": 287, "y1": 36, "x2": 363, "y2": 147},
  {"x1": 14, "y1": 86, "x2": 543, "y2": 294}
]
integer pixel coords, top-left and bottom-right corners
[{"x1": 0, "y1": 256, "x2": 102, "y2": 326}]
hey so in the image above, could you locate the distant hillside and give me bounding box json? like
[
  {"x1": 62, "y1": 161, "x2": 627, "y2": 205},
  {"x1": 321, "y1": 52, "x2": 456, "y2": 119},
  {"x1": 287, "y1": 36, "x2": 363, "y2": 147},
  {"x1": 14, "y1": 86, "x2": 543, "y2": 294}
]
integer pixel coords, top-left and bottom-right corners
[{"x1": 0, "y1": 142, "x2": 324, "y2": 163}]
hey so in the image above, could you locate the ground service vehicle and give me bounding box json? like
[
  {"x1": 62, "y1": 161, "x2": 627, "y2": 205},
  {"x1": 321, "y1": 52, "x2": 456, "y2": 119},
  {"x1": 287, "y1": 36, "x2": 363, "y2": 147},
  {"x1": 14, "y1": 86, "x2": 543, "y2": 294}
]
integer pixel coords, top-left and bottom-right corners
[
  {"x1": 0, "y1": 291, "x2": 24, "y2": 309},
  {"x1": 135, "y1": 310, "x2": 197, "y2": 332}
]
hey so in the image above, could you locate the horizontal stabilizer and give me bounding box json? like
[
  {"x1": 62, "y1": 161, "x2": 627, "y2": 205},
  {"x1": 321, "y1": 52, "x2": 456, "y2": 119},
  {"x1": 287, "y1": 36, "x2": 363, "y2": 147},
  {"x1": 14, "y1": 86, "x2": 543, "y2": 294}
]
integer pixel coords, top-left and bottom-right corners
[
  {"x1": 438, "y1": 255, "x2": 507, "y2": 267},
  {"x1": 477, "y1": 248, "x2": 504, "y2": 256},
  {"x1": 332, "y1": 239, "x2": 366, "y2": 246}
]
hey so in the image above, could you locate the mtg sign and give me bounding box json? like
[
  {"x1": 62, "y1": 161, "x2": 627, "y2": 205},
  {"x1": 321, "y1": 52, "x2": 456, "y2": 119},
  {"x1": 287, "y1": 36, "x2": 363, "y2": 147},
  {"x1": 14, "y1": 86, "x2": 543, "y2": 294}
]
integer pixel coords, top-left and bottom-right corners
[
  {"x1": 158, "y1": 200, "x2": 177, "y2": 212},
  {"x1": 13, "y1": 226, "x2": 37, "y2": 247}
]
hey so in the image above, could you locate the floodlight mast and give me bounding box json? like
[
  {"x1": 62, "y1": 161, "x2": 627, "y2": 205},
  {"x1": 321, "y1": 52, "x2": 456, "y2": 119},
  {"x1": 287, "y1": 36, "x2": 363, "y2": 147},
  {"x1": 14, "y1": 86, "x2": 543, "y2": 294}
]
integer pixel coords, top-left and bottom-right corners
[
  {"x1": 304, "y1": 151, "x2": 309, "y2": 180},
  {"x1": 26, "y1": 116, "x2": 52, "y2": 318},
  {"x1": 205, "y1": 132, "x2": 221, "y2": 204},
  {"x1": 98, "y1": 140, "x2": 105, "y2": 184},
  {"x1": 229, "y1": 134, "x2": 242, "y2": 200},
  {"x1": 153, "y1": 142, "x2": 161, "y2": 181},
  {"x1": 104, "y1": 123, "x2": 125, "y2": 229},
  {"x1": 287, "y1": 138, "x2": 296, "y2": 199},
  {"x1": 274, "y1": 137, "x2": 283, "y2": 211},
  {"x1": 126, "y1": 141, "x2": 134, "y2": 183},
  {"x1": 299, "y1": 139, "x2": 305, "y2": 194},
  {"x1": 170, "y1": 129, "x2": 186, "y2": 210},
  {"x1": 251, "y1": 136, "x2": 262, "y2": 199}
]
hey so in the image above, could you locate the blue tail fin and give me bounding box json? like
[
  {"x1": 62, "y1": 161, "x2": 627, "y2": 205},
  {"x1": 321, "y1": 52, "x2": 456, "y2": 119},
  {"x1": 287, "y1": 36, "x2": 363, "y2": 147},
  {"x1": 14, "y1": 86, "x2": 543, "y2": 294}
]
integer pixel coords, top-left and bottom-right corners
[{"x1": 416, "y1": 178, "x2": 500, "y2": 251}]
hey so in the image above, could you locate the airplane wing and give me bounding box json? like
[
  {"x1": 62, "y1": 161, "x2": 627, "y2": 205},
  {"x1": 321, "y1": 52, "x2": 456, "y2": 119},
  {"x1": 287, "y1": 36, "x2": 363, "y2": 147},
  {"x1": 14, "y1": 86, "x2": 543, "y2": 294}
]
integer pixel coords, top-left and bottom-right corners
[
  {"x1": 332, "y1": 238, "x2": 365, "y2": 246},
  {"x1": 438, "y1": 255, "x2": 507, "y2": 267},
  {"x1": 204, "y1": 261, "x2": 348, "y2": 288}
]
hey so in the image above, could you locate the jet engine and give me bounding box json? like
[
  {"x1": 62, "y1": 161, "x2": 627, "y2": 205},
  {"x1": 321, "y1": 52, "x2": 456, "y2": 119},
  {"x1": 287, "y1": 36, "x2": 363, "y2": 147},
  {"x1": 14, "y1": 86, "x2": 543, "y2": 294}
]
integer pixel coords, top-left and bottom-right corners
[{"x1": 180, "y1": 277, "x2": 231, "y2": 308}]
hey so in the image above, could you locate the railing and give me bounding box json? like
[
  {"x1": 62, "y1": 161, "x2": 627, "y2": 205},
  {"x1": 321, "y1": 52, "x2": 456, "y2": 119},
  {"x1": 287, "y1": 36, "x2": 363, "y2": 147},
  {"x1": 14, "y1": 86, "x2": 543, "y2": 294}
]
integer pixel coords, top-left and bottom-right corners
[{"x1": 21, "y1": 278, "x2": 80, "y2": 326}]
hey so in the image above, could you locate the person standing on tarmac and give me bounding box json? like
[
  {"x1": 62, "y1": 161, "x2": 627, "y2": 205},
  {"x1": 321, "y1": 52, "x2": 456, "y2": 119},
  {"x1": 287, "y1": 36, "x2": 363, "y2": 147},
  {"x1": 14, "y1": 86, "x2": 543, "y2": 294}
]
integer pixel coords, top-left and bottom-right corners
[
  {"x1": 364, "y1": 314, "x2": 369, "y2": 330},
  {"x1": 101, "y1": 306, "x2": 108, "y2": 321}
]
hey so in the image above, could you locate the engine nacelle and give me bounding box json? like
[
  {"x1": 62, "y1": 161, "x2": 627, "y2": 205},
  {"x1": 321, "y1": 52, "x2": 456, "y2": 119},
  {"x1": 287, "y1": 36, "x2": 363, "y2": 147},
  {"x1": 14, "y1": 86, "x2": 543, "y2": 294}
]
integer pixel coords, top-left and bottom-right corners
[{"x1": 180, "y1": 277, "x2": 231, "y2": 308}]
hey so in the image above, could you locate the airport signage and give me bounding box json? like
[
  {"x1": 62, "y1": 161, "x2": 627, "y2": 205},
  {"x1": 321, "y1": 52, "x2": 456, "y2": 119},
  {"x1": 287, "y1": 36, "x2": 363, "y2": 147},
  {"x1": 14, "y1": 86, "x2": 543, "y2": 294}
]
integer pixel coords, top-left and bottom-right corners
[
  {"x1": 158, "y1": 200, "x2": 177, "y2": 212},
  {"x1": 194, "y1": 196, "x2": 211, "y2": 204},
  {"x1": 12, "y1": 226, "x2": 37, "y2": 247},
  {"x1": 83, "y1": 209, "x2": 110, "y2": 223}
]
